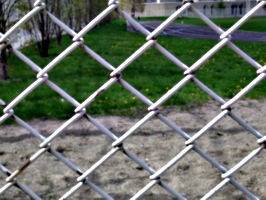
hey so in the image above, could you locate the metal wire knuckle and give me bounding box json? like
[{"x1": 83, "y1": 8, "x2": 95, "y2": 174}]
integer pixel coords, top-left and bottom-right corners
[{"x1": 0, "y1": 1, "x2": 265, "y2": 200}]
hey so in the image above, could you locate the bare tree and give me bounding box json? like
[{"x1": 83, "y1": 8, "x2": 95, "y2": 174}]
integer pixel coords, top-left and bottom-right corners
[
  {"x1": 119, "y1": 0, "x2": 145, "y2": 18},
  {"x1": 48, "y1": 0, "x2": 67, "y2": 46},
  {"x1": 25, "y1": 0, "x2": 55, "y2": 57},
  {"x1": 24, "y1": 0, "x2": 118, "y2": 56},
  {"x1": 0, "y1": 0, "x2": 21, "y2": 80},
  {"x1": 54, "y1": 0, "x2": 117, "y2": 40}
]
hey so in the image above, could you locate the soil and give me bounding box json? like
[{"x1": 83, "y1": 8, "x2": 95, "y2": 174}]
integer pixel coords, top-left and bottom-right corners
[{"x1": 0, "y1": 99, "x2": 266, "y2": 200}]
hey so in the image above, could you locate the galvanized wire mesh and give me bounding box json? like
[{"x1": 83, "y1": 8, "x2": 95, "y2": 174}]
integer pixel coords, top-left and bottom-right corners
[{"x1": 0, "y1": 0, "x2": 266, "y2": 199}]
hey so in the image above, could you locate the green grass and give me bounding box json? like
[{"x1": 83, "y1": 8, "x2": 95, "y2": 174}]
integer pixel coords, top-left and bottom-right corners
[{"x1": 1, "y1": 17, "x2": 266, "y2": 121}]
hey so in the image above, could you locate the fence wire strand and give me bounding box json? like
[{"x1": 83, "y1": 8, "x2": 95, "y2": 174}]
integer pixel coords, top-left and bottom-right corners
[{"x1": 0, "y1": 0, "x2": 265, "y2": 199}]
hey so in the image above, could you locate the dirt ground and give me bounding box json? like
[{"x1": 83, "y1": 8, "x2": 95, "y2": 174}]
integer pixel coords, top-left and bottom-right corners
[{"x1": 0, "y1": 99, "x2": 266, "y2": 200}]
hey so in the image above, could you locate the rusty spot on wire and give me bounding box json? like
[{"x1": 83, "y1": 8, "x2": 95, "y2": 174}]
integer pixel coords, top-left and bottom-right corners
[
  {"x1": 95, "y1": 89, "x2": 105, "y2": 99},
  {"x1": 18, "y1": 160, "x2": 31, "y2": 172}
]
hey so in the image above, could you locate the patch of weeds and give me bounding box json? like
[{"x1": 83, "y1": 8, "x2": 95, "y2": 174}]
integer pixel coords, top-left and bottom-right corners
[
  {"x1": 38, "y1": 175, "x2": 56, "y2": 199},
  {"x1": 38, "y1": 174, "x2": 53, "y2": 187}
]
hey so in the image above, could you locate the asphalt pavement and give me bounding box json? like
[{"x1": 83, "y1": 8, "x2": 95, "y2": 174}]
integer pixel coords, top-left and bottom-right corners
[{"x1": 128, "y1": 21, "x2": 266, "y2": 42}]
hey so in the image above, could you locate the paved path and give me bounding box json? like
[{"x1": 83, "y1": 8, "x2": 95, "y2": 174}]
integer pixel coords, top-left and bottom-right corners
[{"x1": 128, "y1": 21, "x2": 266, "y2": 42}]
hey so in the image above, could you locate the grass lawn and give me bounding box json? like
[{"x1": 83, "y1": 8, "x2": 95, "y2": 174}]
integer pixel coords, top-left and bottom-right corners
[{"x1": 1, "y1": 17, "x2": 266, "y2": 122}]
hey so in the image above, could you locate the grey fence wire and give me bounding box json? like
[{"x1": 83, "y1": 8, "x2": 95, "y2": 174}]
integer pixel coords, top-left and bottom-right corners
[{"x1": 0, "y1": 0, "x2": 266, "y2": 199}]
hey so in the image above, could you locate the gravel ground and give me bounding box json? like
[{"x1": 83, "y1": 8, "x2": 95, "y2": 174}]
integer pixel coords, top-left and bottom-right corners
[{"x1": 0, "y1": 99, "x2": 266, "y2": 200}]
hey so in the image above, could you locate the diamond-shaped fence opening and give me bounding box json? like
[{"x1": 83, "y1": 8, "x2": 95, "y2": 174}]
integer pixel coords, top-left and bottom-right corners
[{"x1": 1, "y1": 0, "x2": 266, "y2": 199}]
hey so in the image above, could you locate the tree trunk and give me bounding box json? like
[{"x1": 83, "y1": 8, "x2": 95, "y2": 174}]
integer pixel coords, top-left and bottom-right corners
[
  {"x1": 57, "y1": 33, "x2": 62, "y2": 46},
  {"x1": 1, "y1": 48, "x2": 9, "y2": 80},
  {"x1": 41, "y1": 35, "x2": 49, "y2": 57},
  {"x1": 40, "y1": 12, "x2": 49, "y2": 57},
  {"x1": 0, "y1": 1, "x2": 8, "y2": 80},
  {"x1": 89, "y1": 0, "x2": 93, "y2": 21},
  {"x1": 131, "y1": 5, "x2": 135, "y2": 18}
]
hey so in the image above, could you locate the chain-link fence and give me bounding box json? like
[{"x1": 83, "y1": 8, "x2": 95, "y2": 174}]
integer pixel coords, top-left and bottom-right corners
[{"x1": 1, "y1": 0, "x2": 266, "y2": 199}]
